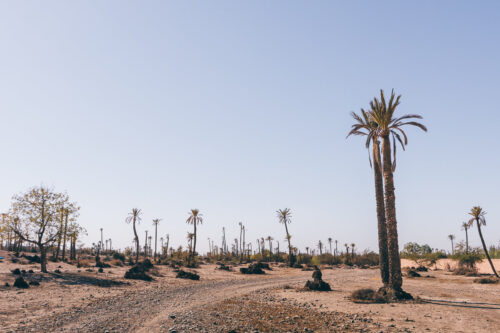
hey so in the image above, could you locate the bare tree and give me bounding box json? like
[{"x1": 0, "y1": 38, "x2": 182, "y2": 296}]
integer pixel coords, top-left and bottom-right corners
[{"x1": 9, "y1": 186, "x2": 72, "y2": 272}]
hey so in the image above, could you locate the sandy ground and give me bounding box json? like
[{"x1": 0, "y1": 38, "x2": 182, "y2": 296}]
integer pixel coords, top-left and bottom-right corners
[{"x1": 0, "y1": 251, "x2": 499, "y2": 332}]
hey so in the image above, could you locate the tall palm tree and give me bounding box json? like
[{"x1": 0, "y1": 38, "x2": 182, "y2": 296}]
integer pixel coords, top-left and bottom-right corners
[
  {"x1": 351, "y1": 243, "x2": 356, "y2": 258},
  {"x1": 266, "y1": 236, "x2": 273, "y2": 260},
  {"x1": 328, "y1": 237, "x2": 333, "y2": 254},
  {"x1": 448, "y1": 234, "x2": 455, "y2": 255},
  {"x1": 461, "y1": 222, "x2": 470, "y2": 254},
  {"x1": 277, "y1": 208, "x2": 293, "y2": 265},
  {"x1": 468, "y1": 207, "x2": 498, "y2": 277},
  {"x1": 370, "y1": 89, "x2": 427, "y2": 293},
  {"x1": 305, "y1": 246, "x2": 309, "y2": 255},
  {"x1": 238, "y1": 222, "x2": 243, "y2": 258},
  {"x1": 318, "y1": 240, "x2": 323, "y2": 255},
  {"x1": 152, "y1": 218, "x2": 161, "y2": 262},
  {"x1": 125, "y1": 208, "x2": 142, "y2": 263},
  {"x1": 347, "y1": 108, "x2": 390, "y2": 285},
  {"x1": 344, "y1": 243, "x2": 349, "y2": 257},
  {"x1": 335, "y1": 240, "x2": 338, "y2": 257},
  {"x1": 186, "y1": 209, "x2": 203, "y2": 265}
]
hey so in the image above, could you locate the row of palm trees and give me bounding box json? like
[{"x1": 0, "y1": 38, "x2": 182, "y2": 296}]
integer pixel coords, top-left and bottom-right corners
[{"x1": 348, "y1": 89, "x2": 427, "y2": 296}]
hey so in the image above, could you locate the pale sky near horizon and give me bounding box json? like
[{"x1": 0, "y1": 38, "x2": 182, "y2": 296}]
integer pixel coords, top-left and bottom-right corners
[{"x1": 1, "y1": 1, "x2": 499, "y2": 254}]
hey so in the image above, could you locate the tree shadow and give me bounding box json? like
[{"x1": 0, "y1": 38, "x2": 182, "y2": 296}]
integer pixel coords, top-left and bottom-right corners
[
  {"x1": 45, "y1": 272, "x2": 129, "y2": 287},
  {"x1": 420, "y1": 298, "x2": 500, "y2": 310}
]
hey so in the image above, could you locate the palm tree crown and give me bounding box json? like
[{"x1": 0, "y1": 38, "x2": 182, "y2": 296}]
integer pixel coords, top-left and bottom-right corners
[
  {"x1": 369, "y1": 89, "x2": 427, "y2": 170},
  {"x1": 277, "y1": 208, "x2": 292, "y2": 224}
]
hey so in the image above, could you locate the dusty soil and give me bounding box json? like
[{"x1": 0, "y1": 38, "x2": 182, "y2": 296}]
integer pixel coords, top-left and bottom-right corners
[{"x1": 1, "y1": 251, "x2": 499, "y2": 332}]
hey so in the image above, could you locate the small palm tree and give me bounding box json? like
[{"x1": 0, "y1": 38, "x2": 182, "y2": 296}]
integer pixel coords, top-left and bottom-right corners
[
  {"x1": 125, "y1": 208, "x2": 142, "y2": 263},
  {"x1": 328, "y1": 237, "x2": 333, "y2": 254},
  {"x1": 468, "y1": 207, "x2": 498, "y2": 277},
  {"x1": 317, "y1": 240, "x2": 323, "y2": 255},
  {"x1": 448, "y1": 234, "x2": 455, "y2": 255},
  {"x1": 461, "y1": 222, "x2": 470, "y2": 253},
  {"x1": 186, "y1": 209, "x2": 203, "y2": 265},
  {"x1": 277, "y1": 208, "x2": 293, "y2": 265},
  {"x1": 351, "y1": 243, "x2": 356, "y2": 258},
  {"x1": 266, "y1": 236, "x2": 273, "y2": 260},
  {"x1": 344, "y1": 243, "x2": 349, "y2": 256},
  {"x1": 305, "y1": 246, "x2": 309, "y2": 255},
  {"x1": 187, "y1": 232, "x2": 194, "y2": 256},
  {"x1": 370, "y1": 89, "x2": 427, "y2": 292},
  {"x1": 152, "y1": 218, "x2": 161, "y2": 262}
]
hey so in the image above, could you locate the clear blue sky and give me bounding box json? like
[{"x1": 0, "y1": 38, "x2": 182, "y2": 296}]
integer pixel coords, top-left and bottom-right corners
[{"x1": 1, "y1": 1, "x2": 499, "y2": 254}]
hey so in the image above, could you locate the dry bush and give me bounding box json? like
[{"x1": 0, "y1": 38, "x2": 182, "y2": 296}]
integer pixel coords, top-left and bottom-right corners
[
  {"x1": 473, "y1": 276, "x2": 499, "y2": 284},
  {"x1": 124, "y1": 259, "x2": 154, "y2": 281},
  {"x1": 453, "y1": 266, "x2": 478, "y2": 277},
  {"x1": 110, "y1": 259, "x2": 123, "y2": 267},
  {"x1": 176, "y1": 270, "x2": 200, "y2": 280},
  {"x1": 351, "y1": 288, "x2": 387, "y2": 303},
  {"x1": 240, "y1": 264, "x2": 265, "y2": 274},
  {"x1": 13, "y1": 276, "x2": 29, "y2": 289},
  {"x1": 78, "y1": 259, "x2": 92, "y2": 268}
]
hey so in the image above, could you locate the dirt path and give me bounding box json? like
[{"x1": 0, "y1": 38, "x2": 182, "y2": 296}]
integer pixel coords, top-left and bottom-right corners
[{"x1": 17, "y1": 273, "x2": 310, "y2": 332}]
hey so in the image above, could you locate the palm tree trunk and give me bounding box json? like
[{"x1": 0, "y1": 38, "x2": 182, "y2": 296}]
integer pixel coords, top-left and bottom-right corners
[
  {"x1": 192, "y1": 222, "x2": 197, "y2": 262},
  {"x1": 465, "y1": 229, "x2": 469, "y2": 254},
  {"x1": 133, "y1": 220, "x2": 139, "y2": 263},
  {"x1": 284, "y1": 223, "x2": 292, "y2": 265},
  {"x1": 476, "y1": 221, "x2": 499, "y2": 278},
  {"x1": 381, "y1": 135, "x2": 403, "y2": 291},
  {"x1": 61, "y1": 210, "x2": 69, "y2": 261},
  {"x1": 154, "y1": 224, "x2": 158, "y2": 262},
  {"x1": 373, "y1": 140, "x2": 390, "y2": 285}
]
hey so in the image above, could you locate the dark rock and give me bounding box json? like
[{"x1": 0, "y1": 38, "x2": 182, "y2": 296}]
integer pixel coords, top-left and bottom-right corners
[{"x1": 11, "y1": 268, "x2": 21, "y2": 275}]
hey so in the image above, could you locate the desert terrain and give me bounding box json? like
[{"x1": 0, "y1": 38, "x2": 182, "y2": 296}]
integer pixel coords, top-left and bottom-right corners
[{"x1": 1, "y1": 251, "x2": 498, "y2": 333}]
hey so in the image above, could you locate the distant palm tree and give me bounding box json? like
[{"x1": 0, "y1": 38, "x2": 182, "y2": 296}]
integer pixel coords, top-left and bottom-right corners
[
  {"x1": 152, "y1": 218, "x2": 161, "y2": 261},
  {"x1": 186, "y1": 209, "x2": 203, "y2": 265},
  {"x1": 238, "y1": 222, "x2": 243, "y2": 258},
  {"x1": 344, "y1": 243, "x2": 349, "y2": 257},
  {"x1": 187, "y1": 232, "x2": 194, "y2": 256},
  {"x1": 328, "y1": 237, "x2": 333, "y2": 254},
  {"x1": 468, "y1": 207, "x2": 498, "y2": 277},
  {"x1": 335, "y1": 240, "x2": 338, "y2": 257},
  {"x1": 266, "y1": 236, "x2": 274, "y2": 260},
  {"x1": 348, "y1": 108, "x2": 389, "y2": 284},
  {"x1": 165, "y1": 234, "x2": 170, "y2": 257},
  {"x1": 305, "y1": 246, "x2": 309, "y2": 255},
  {"x1": 277, "y1": 208, "x2": 293, "y2": 265},
  {"x1": 461, "y1": 222, "x2": 470, "y2": 253},
  {"x1": 448, "y1": 234, "x2": 455, "y2": 255},
  {"x1": 370, "y1": 89, "x2": 427, "y2": 293},
  {"x1": 125, "y1": 208, "x2": 142, "y2": 263},
  {"x1": 160, "y1": 237, "x2": 164, "y2": 255},
  {"x1": 318, "y1": 240, "x2": 323, "y2": 255},
  {"x1": 351, "y1": 243, "x2": 356, "y2": 258}
]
